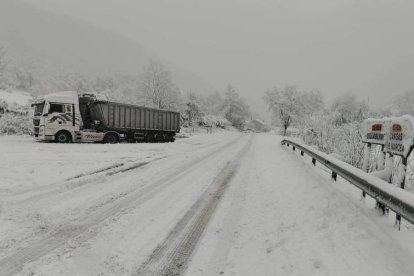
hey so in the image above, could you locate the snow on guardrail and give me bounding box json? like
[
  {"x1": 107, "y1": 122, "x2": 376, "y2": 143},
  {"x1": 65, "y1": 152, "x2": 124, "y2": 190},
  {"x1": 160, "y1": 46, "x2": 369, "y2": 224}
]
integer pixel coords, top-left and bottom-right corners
[{"x1": 281, "y1": 138, "x2": 414, "y2": 226}]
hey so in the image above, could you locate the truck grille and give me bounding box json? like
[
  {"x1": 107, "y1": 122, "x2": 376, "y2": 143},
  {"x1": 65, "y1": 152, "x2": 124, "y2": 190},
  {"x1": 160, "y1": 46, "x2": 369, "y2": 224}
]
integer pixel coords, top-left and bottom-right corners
[{"x1": 33, "y1": 118, "x2": 40, "y2": 126}]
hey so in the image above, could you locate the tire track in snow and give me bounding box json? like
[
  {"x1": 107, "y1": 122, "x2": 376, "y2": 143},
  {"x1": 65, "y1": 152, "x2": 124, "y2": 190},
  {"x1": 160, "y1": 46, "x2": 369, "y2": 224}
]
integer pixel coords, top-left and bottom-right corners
[
  {"x1": 134, "y1": 135, "x2": 253, "y2": 276},
  {"x1": 9, "y1": 159, "x2": 145, "y2": 195},
  {"x1": 0, "y1": 135, "x2": 245, "y2": 276},
  {"x1": 7, "y1": 137, "x2": 228, "y2": 205},
  {"x1": 203, "y1": 138, "x2": 257, "y2": 275},
  {"x1": 6, "y1": 159, "x2": 158, "y2": 208},
  {"x1": 66, "y1": 162, "x2": 126, "y2": 180}
]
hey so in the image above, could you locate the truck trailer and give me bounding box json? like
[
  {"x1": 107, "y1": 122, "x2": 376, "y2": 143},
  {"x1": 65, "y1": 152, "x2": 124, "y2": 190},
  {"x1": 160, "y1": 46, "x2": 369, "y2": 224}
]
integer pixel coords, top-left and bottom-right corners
[{"x1": 31, "y1": 91, "x2": 180, "y2": 143}]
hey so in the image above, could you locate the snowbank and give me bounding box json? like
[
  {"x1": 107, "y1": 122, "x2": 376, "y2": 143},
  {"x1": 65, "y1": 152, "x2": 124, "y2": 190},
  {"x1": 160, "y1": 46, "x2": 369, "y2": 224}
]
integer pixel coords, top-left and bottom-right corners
[{"x1": 283, "y1": 138, "x2": 414, "y2": 223}]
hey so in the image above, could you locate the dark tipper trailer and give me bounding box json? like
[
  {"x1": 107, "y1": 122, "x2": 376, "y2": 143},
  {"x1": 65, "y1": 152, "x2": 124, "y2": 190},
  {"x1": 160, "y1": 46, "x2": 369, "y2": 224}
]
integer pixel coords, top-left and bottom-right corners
[{"x1": 81, "y1": 98, "x2": 180, "y2": 143}]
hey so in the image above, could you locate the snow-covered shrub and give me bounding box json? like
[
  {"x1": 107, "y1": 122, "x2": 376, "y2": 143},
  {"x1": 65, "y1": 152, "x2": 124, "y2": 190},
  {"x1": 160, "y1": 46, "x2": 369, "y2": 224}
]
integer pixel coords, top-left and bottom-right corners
[
  {"x1": 0, "y1": 112, "x2": 32, "y2": 135},
  {"x1": 332, "y1": 122, "x2": 365, "y2": 168},
  {"x1": 0, "y1": 99, "x2": 7, "y2": 113},
  {"x1": 302, "y1": 113, "x2": 337, "y2": 154},
  {"x1": 302, "y1": 113, "x2": 365, "y2": 168}
]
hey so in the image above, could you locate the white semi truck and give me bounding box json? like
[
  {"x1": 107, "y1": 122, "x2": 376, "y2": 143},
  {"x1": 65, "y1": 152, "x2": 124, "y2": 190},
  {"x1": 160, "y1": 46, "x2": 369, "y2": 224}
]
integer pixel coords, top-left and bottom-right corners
[{"x1": 31, "y1": 91, "x2": 180, "y2": 143}]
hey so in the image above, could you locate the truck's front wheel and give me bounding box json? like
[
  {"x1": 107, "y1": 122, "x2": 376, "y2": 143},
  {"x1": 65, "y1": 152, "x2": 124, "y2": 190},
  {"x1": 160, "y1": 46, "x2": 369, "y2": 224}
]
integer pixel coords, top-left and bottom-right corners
[{"x1": 55, "y1": 131, "x2": 72, "y2": 143}]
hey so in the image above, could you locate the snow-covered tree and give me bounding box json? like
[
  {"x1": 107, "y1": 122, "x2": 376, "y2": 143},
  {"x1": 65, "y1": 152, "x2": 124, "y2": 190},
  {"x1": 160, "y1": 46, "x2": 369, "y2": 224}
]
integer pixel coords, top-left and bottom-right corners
[
  {"x1": 139, "y1": 60, "x2": 179, "y2": 109},
  {"x1": 368, "y1": 107, "x2": 392, "y2": 118},
  {"x1": 294, "y1": 89, "x2": 325, "y2": 133},
  {"x1": 94, "y1": 74, "x2": 118, "y2": 97},
  {"x1": 203, "y1": 91, "x2": 223, "y2": 115},
  {"x1": 13, "y1": 60, "x2": 35, "y2": 91},
  {"x1": 93, "y1": 72, "x2": 141, "y2": 104},
  {"x1": 54, "y1": 72, "x2": 93, "y2": 92},
  {"x1": 264, "y1": 85, "x2": 304, "y2": 136},
  {"x1": 0, "y1": 46, "x2": 8, "y2": 88},
  {"x1": 301, "y1": 89, "x2": 324, "y2": 116},
  {"x1": 391, "y1": 90, "x2": 414, "y2": 116},
  {"x1": 330, "y1": 93, "x2": 367, "y2": 125},
  {"x1": 184, "y1": 92, "x2": 203, "y2": 128},
  {"x1": 162, "y1": 83, "x2": 182, "y2": 111},
  {"x1": 221, "y1": 85, "x2": 250, "y2": 130}
]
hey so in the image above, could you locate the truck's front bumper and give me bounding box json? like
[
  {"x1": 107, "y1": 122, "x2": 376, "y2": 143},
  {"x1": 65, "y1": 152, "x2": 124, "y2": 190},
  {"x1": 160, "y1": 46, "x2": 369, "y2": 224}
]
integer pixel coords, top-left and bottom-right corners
[
  {"x1": 35, "y1": 135, "x2": 54, "y2": 141},
  {"x1": 34, "y1": 127, "x2": 54, "y2": 141}
]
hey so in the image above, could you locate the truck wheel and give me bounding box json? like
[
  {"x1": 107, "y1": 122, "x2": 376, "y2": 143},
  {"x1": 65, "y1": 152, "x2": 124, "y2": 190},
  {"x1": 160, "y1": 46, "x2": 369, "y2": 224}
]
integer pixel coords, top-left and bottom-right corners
[
  {"x1": 104, "y1": 133, "x2": 119, "y2": 144},
  {"x1": 156, "y1": 133, "x2": 165, "y2": 143},
  {"x1": 55, "y1": 131, "x2": 71, "y2": 143},
  {"x1": 145, "y1": 134, "x2": 155, "y2": 143},
  {"x1": 165, "y1": 134, "x2": 174, "y2": 142}
]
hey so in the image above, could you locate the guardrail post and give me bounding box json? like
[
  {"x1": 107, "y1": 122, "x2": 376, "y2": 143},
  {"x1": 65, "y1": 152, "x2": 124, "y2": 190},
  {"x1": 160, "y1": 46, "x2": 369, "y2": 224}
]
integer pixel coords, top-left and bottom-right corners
[
  {"x1": 396, "y1": 214, "x2": 402, "y2": 230},
  {"x1": 312, "y1": 158, "x2": 316, "y2": 166},
  {"x1": 395, "y1": 156, "x2": 408, "y2": 230},
  {"x1": 376, "y1": 148, "x2": 390, "y2": 216},
  {"x1": 331, "y1": 171, "x2": 337, "y2": 181},
  {"x1": 400, "y1": 156, "x2": 407, "y2": 190},
  {"x1": 361, "y1": 143, "x2": 372, "y2": 198},
  {"x1": 301, "y1": 150, "x2": 304, "y2": 156}
]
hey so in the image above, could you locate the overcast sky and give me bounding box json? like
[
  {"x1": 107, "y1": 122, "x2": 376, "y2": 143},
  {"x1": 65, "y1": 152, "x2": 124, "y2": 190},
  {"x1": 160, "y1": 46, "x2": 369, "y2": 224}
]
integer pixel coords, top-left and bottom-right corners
[{"x1": 25, "y1": 0, "x2": 414, "y2": 115}]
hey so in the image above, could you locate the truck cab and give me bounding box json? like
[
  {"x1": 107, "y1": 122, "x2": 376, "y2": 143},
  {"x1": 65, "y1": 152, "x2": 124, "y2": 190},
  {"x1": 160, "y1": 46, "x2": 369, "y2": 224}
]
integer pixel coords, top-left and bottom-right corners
[{"x1": 32, "y1": 91, "x2": 82, "y2": 142}]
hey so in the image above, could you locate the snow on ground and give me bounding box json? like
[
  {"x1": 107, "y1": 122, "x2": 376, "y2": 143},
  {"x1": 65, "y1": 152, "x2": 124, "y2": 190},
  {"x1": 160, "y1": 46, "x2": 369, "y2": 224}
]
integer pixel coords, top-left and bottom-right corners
[
  {"x1": 2, "y1": 132, "x2": 414, "y2": 275},
  {"x1": 0, "y1": 135, "x2": 162, "y2": 191},
  {"x1": 0, "y1": 131, "x2": 243, "y2": 275},
  {"x1": 186, "y1": 134, "x2": 414, "y2": 276}
]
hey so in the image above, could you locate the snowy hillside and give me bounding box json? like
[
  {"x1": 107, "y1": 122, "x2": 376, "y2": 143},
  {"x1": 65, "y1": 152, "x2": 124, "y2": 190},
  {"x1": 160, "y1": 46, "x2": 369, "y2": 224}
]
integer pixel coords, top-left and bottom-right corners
[
  {"x1": 0, "y1": 0, "x2": 214, "y2": 95},
  {"x1": 0, "y1": 90, "x2": 32, "y2": 109}
]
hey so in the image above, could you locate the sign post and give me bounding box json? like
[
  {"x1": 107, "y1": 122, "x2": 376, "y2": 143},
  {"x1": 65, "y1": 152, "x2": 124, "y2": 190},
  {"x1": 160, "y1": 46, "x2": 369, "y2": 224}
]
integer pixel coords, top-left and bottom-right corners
[
  {"x1": 385, "y1": 120, "x2": 414, "y2": 229},
  {"x1": 360, "y1": 119, "x2": 389, "y2": 199}
]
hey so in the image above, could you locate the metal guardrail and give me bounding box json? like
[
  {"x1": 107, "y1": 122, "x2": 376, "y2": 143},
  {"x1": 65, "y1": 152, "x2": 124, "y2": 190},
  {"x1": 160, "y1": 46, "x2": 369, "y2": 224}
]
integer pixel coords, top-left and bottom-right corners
[{"x1": 281, "y1": 138, "x2": 414, "y2": 226}]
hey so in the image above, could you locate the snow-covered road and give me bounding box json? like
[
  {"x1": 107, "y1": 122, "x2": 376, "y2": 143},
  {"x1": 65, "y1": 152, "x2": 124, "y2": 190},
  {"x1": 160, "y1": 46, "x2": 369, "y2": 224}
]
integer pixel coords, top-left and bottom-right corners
[
  {"x1": 1, "y1": 133, "x2": 414, "y2": 275},
  {"x1": 187, "y1": 134, "x2": 414, "y2": 276}
]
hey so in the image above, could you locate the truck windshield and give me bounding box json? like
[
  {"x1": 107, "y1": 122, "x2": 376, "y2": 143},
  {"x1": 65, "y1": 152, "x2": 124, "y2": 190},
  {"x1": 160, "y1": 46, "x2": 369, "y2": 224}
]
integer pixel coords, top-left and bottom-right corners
[{"x1": 33, "y1": 103, "x2": 45, "y2": 116}]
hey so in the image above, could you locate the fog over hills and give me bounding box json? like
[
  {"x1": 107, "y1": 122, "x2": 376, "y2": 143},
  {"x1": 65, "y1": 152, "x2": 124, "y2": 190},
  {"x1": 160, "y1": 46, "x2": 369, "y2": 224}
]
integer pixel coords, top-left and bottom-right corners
[
  {"x1": 2, "y1": 0, "x2": 414, "y2": 117},
  {"x1": 0, "y1": 0, "x2": 215, "y2": 95}
]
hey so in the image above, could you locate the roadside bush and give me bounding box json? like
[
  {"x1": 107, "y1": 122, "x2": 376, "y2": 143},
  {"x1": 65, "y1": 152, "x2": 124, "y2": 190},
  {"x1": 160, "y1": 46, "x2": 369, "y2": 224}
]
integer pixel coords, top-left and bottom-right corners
[
  {"x1": 332, "y1": 122, "x2": 365, "y2": 168},
  {"x1": 303, "y1": 114, "x2": 364, "y2": 168},
  {"x1": 0, "y1": 112, "x2": 32, "y2": 135},
  {"x1": 230, "y1": 115, "x2": 246, "y2": 131}
]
